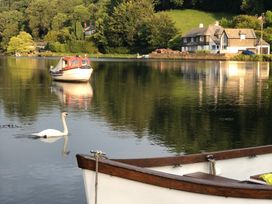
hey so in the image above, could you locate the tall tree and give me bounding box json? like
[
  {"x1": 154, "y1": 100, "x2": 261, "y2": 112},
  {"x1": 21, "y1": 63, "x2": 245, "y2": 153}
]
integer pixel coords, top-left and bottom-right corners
[
  {"x1": 0, "y1": 10, "x2": 23, "y2": 50},
  {"x1": 137, "y1": 13, "x2": 178, "y2": 52},
  {"x1": 26, "y1": 0, "x2": 58, "y2": 38},
  {"x1": 232, "y1": 15, "x2": 261, "y2": 30},
  {"x1": 105, "y1": 0, "x2": 154, "y2": 48},
  {"x1": 241, "y1": 0, "x2": 264, "y2": 15}
]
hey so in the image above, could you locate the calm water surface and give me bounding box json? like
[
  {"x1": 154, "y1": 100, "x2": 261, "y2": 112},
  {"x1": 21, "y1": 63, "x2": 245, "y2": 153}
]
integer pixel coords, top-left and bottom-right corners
[{"x1": 1, "y1": 56, "x2": 272, "y2": 203}]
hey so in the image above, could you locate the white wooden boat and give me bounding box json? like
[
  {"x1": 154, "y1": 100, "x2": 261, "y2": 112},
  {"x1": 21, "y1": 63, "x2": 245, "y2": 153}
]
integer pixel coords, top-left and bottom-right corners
[
  {"x1": 50, "y1": 56, "x2": 93, "y2": 82},
  {"x1": 77, "y1": 145, "x2": 272, "y2": 204}
]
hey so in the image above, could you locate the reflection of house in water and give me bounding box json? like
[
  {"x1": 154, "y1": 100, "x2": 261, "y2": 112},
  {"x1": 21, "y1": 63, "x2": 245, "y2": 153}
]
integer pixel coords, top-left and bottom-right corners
[
  {"x1": 199, "y1": 61, "x2": 269, "y2": 104},
  {"x1": 51, "y1": 82, "x2": 93, "y2": 109},
  {"x1": 150, "y1": 60, "x2": 270, "y2": 106}
]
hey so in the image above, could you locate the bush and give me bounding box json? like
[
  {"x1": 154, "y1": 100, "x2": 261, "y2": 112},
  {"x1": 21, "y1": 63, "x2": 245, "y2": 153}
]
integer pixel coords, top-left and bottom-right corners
[
  {"x1": 47, "y1": 42, "x2": 68, "y2": 52},
  {"x1": 168, "y1": 34, "x2": 182, "y2": 50},
  {"x1": 231, "y1": 54, "x2": 272, "y2": 61},
  {"x1": 106, "y1": 47, "x2": 130, "y2": 54},
  {"x1": 47, "y1": 40, "x2": 99, "y2": 53},
  {"x1": 195, "y1": 50, "x2": 211, "y2": 54}
]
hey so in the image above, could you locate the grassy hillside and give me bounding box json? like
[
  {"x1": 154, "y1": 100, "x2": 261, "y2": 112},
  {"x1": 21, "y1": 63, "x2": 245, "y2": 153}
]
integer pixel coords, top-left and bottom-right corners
[{"x1": 164, "y1": 9, "x2": 234, "y2": 35}]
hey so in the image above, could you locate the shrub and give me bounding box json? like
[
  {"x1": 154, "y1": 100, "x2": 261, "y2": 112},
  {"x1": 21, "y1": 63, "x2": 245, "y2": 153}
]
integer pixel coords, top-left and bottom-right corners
[
  {"x1": 47, "y1": 40, "x2": 99, "y2": 53},
  {"x1": 106, "y1": 47, "x2": 130, "y2": 54},
  {"x1": 47, "y1": 42, "x2": 68, "y2": 52}
]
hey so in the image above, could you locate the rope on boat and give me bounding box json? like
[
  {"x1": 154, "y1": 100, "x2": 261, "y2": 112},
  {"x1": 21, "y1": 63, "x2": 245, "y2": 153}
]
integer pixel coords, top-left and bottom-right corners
[
  {"x1": 206, "y1": 155, "x2": 216, "y2": 175},
  {"x1": 91, "y1": 150, "x2": 106, "y2": 204}
]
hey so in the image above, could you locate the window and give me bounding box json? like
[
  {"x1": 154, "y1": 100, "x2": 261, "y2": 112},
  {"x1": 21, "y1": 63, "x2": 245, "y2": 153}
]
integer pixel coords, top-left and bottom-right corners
[
  {"x1": 184, "y1": 38, "x2": 187, "y2": 43},
  {"x1": 191, "y1": 38, "x2": 194, "y2": 42},
  {"x1": 240, "y1": 34, "x2": 246, "y2": 40},
  {"x1": 199, "y1": 36, "x2": 204, "y2": 42}
]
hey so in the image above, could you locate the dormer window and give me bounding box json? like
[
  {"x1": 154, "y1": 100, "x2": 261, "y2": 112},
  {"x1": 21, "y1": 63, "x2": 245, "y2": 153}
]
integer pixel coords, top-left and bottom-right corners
[{"x1": 239, "y1": 31, "x2": 246, "y2": 40}]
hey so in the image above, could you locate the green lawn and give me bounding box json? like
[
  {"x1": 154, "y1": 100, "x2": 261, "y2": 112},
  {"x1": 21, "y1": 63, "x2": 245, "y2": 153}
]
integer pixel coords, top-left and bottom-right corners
[{"x1": 163, "y1": 9, "x2": 234, "y2": 35}]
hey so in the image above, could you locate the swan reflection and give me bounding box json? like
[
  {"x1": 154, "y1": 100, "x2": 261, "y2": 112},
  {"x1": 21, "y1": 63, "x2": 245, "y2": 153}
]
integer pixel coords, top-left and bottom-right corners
[
  {"x1": 39, "y1": 135, "x2": 70, "y2": 157},
  {"x1": 15, "y1": 134, "x2": 70, "y2": 157},
  {"x1": 51, "y1": 82, "x2": 93, "y2": 109}
]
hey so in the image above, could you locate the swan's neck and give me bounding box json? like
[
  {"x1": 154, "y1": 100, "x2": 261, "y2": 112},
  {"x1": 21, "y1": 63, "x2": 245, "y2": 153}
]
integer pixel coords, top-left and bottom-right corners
[{"x1": 62, "y1": 115, "x2": 68, "y2": 135}]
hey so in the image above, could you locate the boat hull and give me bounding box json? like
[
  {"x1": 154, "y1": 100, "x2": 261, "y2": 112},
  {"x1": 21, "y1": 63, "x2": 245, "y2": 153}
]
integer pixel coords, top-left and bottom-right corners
[
  {"x1": 51, "y1": 68, "x2": 93, "y2": 82},
  {"x1": 82, "y1": 170, "x2": 271, "y2": 204},
  {"x1": 77, "y1": 145, "x2": 272, "y2": 204}
]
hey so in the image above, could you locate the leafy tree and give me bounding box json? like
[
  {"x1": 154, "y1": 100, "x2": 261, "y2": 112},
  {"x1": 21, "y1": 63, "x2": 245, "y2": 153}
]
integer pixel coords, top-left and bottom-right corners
[
  {"x1": 155, "y1": 0, "x2": 184, "y2": 11},
  {"x1": 26, "y1": 0, "x2": 58, "y2": 38},
  {"x1": 105, "y1": 0, "x2": 154, "y2": 48},
  {"x1": 7, "y1": 31, "x2": 36, "y2": 54},
  {"x1": 138, "y1": 13, "x2": 178, "y2": 52},
  {"x1": 75, "y1": 21, "x2": 84, "y2": 40},
  {"x1": 10, "y1": 0, "x2": 29, "y2": 12},
  {"x1": 240, "y1": 0, "x2": 264, "y2": 15},
  {"x1": 72, "y1": 4, "x2": 90, "y2": 22},
  {"x1": 232, "y1": 15, "x2": 261, "y2": 30},
  {"x1": 263, "y1": 27, "x2": 272, "y2": 46},
  {"x1": 265, "y1": 10, "x2": 272, "y2": 27},
  {"x1": 44, "y1": 28, "x2": 73, "y2": 43},
  {"x1": 0, "y1": 10, "x2": 23, "y2": 50},
  {"x1": 219, "y1": 17, "x2": 232, "y2": 28},
  {"x1": 51, "y1": 13, "x2": 68, "y2": 31}
]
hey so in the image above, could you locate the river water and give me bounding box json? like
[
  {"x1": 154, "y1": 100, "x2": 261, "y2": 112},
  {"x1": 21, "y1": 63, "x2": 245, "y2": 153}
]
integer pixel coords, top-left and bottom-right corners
[{"x1": 0, "y1": 56, "x2": 272, "y2": 203}]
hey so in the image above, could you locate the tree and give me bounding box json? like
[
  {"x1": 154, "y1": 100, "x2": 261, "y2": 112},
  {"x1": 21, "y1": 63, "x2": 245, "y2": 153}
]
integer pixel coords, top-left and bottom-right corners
[
  {"x1": 0, "y1": 10, "x2": 23, "y2": 50},
  {"x1": 265, "y1": 10, "x2": 272, "y2": 27},
  {"x1": 240, "y1": 0, "x2": 264, "y2": 15},
  {"x1": 105, "y1": 0, "x2": 154, "y2": 48},
  {"x1": 51, "y1": 13, "x2": 68, "y2": 31},
  {"x1": 155, "y1": 0, "x2": 184, "y2": 11},
  {"x1": 219, "y1": 17, "x2": 232, "y2": 28},
  {"x1": 26, "y1": 0, "x2": 58, "y2": 38},
  {"x1": 7, "y1": 31, "x2": 36, "y2": 54},
  {"x1": 137, "y1": 13, "x2": 178, "y2": 52},
  {"x1": 232, "y1": 15, "x2": 261, "y2": 30}
]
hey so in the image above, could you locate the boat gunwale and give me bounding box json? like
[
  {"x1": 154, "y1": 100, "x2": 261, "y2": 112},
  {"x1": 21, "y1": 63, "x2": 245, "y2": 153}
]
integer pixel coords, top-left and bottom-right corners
[
  {"x1": 76, "y1": 144, "x2": 272, "y2": 199},
  {"x1": 114, "y1": 144, "x2": 272, "y2": 167}
]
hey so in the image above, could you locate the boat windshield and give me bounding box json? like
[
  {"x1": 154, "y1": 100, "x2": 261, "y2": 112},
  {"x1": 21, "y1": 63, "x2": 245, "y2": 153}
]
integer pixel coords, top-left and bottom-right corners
[{"x1": 51, "y1": 57, "x2": 90, "y2": 72}]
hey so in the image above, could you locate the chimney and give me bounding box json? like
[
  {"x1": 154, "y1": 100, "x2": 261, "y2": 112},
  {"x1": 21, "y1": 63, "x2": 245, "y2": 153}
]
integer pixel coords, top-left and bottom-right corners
[{"x1": 199, "y1": 23, "x2": 204, "y2": 28}]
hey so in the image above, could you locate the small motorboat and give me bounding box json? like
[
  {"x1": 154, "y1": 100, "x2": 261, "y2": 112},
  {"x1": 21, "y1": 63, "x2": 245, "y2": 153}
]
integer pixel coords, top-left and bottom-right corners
[
  {"x1": 50, "y1": 56, "x2": 93, "y2": 82},
  {"x1": 77, "y1": 145, "x2": 272, "y2": 204}
]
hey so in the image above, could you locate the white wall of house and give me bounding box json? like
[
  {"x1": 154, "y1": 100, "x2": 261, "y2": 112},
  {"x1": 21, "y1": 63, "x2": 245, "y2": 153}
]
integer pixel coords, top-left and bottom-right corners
[{"x1": 220, "y1": 46, "x2": 256, "y2": 54}]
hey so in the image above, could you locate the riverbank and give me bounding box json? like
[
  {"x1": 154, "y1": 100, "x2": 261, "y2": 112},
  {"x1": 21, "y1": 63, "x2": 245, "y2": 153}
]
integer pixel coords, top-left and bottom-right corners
[
  {"x1": 148, "y1": 49, "x2": 272, "y2": 61},
  {"x1": 3, "y1": 50, "x2": 272, "y2": 61}
]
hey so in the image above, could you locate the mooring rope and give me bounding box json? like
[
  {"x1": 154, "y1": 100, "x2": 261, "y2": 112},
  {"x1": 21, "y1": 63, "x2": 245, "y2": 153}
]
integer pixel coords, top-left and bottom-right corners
[
  {"x1": 206, "y1": 154, "x2": 216, "y2": 175},
  {"x1": 91, "y1": 150, "x2": 106, "y2": 204}
]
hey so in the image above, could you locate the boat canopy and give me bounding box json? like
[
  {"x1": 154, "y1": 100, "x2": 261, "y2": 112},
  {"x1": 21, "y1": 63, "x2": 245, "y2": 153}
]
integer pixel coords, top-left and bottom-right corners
[{"x1": 50, "y1": 56, "x2": 90, "y2": 72}]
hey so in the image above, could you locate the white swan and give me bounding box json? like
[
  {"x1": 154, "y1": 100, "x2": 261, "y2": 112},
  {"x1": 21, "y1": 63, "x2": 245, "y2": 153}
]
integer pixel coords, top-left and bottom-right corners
[{"x1": 32, "y1": 112, "x2": 68, "y2": 138}]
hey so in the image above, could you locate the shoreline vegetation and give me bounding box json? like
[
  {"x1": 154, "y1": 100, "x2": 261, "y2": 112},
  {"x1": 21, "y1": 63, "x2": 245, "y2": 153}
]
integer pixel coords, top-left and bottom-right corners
[{"x1": 9, "y1": 50, "x2": 272, "y2": 62}]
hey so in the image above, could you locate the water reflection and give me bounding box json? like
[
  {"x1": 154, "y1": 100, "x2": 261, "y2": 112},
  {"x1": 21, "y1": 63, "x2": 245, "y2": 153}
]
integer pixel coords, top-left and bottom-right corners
[
  {"x1": 51, "y1": 82, "x2": 93, "y2": 110},
  {"x1": 1, "y1": 57, "x2": 272, "y2": 155},
  {"x1": 92, "y1": 60, "x2": 272, "y2": 153},
  {"x1": 39, "y1": 135, "x2": 70, "y2": 157}
]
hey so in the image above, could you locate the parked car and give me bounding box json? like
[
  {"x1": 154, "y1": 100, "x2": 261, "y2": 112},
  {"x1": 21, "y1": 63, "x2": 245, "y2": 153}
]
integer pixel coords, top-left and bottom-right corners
[{"x1": 242, "y1": 50, "x2": 255, "y2": 55}]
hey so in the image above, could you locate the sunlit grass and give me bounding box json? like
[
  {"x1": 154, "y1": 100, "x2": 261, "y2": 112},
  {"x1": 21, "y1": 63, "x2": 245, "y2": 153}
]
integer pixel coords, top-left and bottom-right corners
[{"x1": 163, "y1": 9, "x2": 234, "y2": 35}]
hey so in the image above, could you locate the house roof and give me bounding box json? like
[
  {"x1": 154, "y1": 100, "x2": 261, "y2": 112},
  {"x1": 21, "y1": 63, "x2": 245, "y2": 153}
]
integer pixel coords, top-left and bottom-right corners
[
  {"x1": 183, "y1": 25, "x2": 223, "y2": 38},
  {"x1": 256, "y1": 38, "x2": 270, "y2": 46},
  {"x1": 183, "y1": 24, "x2": 224, "y2": 44},
  {"x1": 224, "y1": 29, "x2": 256, "y2": 39}
]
